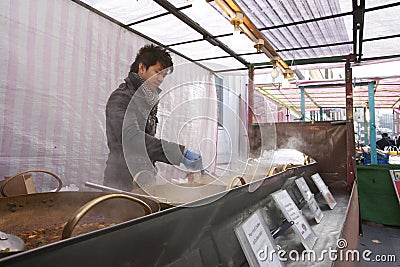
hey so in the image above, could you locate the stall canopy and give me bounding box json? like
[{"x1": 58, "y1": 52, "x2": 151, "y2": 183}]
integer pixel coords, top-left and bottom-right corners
[
  {"x1": 78, "y1": 0, "x2": 400, "y2": 109},
  {"x1": 256, "y1": 77, "x2": 400, "y2": 110},
  {"x1": 78, "y1": 0, "x2": 400, "y2": 71}
]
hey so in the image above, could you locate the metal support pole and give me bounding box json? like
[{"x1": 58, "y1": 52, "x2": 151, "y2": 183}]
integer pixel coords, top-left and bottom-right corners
[
  {"x1": 345, "y1": 57, "x2": 356, "y2": 189},
  {"x1": 363, "y1": 107, "x2": 369, "y2": 146},
  {"x1": 300, "y1": 86, "x2": 305, "y2": 121},
  {"x1": 368, "y1": 82, "x2": 377, "y2": 164},
  {"x1": 319, "y1": 107, "x2": 323, "y2": 121},
  {"x1": 286, "y1": 108, "x2": 290, "y2": 122},
  {"x1": 248, "y1": 65, "x2": 255, "y2": 130}
]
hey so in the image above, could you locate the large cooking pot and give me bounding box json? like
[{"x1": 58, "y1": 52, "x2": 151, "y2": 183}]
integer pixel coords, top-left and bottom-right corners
[
  {"x1": 132, "y1": 183, "x2": 229, "y2": 206},
  {"x1": 123, "y1": 170, "x2": 244, "y2": 208},
  {"x1": 0, "y1": 191, "x2": 160, "y2": 255},
  {"x1": 129, "y1": 170, "x2": 247, "y2": 206}
]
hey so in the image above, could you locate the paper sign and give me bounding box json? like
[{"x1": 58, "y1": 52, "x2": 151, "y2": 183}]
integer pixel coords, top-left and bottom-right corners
[
  {"x1": 272, "y1": 190, "x2": 318, "y2": 250},
  {"x1": 235, "y1": 209, "x2": 285, "y2": 267},
  {"x1": 307, "y1": 197, "x2": 323, "y2": 223},
  {"x1": 295, "y1": 177, "x2": 313, "y2": 201},
  {"x1": 389, "y1": 170, "x2": 400, "y2": 204},
  {"x1": 311, "y1": 173, "x2": 337, "y2": 209},
  {"x1": 311, "y1": 173, "x2": 328, "y2": 191},
  {"x1": 295, "y1": 177, "x2": 323, "y2": 223}
]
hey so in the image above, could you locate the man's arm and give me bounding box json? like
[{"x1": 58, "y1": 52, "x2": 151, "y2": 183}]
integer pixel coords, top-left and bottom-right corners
[
  {"x1": 123, "y1": 101, "x2": 185, "y2": 165},
  {"x1": 106, "y1": 91, "x2": 129, "y2": 150}
]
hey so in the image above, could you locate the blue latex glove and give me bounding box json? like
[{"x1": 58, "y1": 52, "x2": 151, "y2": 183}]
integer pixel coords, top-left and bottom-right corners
[{"x1": 182, "y1": 149, "x2": 204, "y2": 174}]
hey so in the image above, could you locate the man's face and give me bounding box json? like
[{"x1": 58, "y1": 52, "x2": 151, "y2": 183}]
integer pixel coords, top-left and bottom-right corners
[{"x1": 138, "y1": 61, "x2": 168, "y2": 90}]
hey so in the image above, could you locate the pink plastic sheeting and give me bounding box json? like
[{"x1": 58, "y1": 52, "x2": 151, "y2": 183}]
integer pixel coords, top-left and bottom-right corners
[{"x1": 0, "y1": 0, "x2": 217, "y2": 190}]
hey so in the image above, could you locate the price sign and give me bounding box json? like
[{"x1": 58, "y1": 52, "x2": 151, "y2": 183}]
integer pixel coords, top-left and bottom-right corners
[
  {"x1": 295, "y1": 177, "x2": 313, "y2": 201},
  {"x1": 295, "y1": 177, "x2": 323, "y2": 223},
  {"x1": 271, "y1": 190, "x2": 318, "y2": 250},
  {"x1": 235, "y1": 209, "x2": 285, "y2": 267},
  {"x1": 308, "y1": 196, "x2": 323, "y2": 223},
  {"x1": 311, "y1": 173, "x2": 337, "y2": 209}
]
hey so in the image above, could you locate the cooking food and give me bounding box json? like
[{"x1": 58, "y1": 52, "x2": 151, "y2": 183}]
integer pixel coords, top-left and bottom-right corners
[
  {"x1": 0, "y1": 192, "x2": 160, "y2": 253},
  {"x1": 12, "y1": 221, "x2": 117, "y2": 250}
]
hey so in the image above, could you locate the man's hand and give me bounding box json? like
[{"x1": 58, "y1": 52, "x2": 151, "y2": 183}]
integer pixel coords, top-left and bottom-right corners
[{"x1": 182, "y1": 149, "x2": 204, "y2": 173}]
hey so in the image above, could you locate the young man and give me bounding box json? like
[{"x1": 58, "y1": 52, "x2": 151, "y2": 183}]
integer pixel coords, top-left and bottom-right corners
[{"x1": 103, "y1": 44, "x2": 203, "y2": 191}]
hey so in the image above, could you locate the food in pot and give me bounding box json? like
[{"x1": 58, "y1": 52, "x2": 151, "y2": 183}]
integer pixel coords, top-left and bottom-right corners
[{"x1": 13, "y1": 221, "x2": 116, "y2": 250}]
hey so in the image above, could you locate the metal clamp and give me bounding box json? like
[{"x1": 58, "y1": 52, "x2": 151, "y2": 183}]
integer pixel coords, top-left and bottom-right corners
[
  {"x1": 267, "y1": 167, "x2": 279, "y2": 177},
  {"x1": 226, "y1": 175, "x2": 246, "y2": 190},
  {"x1": 61, "y1": 194, "x2": 152, "y2": 239},
  {"x1": 304, "y1": 155, "x2": 311, "y2": 165},
  {"x1": 1, "y1": 169, "x2": 63, "y2": 197},
  {"x1": 282, "y1": 163, "x2": 294, "y2": 171}
]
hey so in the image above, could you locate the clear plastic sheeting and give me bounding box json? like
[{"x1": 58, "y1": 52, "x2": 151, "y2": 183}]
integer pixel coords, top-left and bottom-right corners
[
  {"x1": 154, "y1": 64, "x2": 218, "y2": 183},
  {"x1": 253, "y1": 90, "x2": 285, "y2": 123}
]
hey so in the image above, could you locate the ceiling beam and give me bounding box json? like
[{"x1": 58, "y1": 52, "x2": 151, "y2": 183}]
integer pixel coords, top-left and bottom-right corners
[
  {"x1": 256, "y1": 87, "x2": 303, "y2": 117},
  {"x1": 126, "y1": 5, "x2": 191, "y2": 26},
  {"x1": 392, "y1": 97, "x2": 400, "y2": 109},
  {"x1": 70, "y1": 0, "x2": 214, "y2": 73},
  {"x1": 212, "y1": 0, "x2": 294, "y2": 78},
  {"x1": 153, "y1": 0, "x2": 249, "y2": 66},
  {"x1": 303, "y1": 90, "x2": 320, "y2": 108},
  {"x1": 352, "y1": 0, "x2": 365, "y2": 63},
  {"x1": 366, "y1": 2, "x2": 400, "y2": 12},
  {"x1": 258, "y1": 11, "x2": 352, "y2": 31},
  {"x1": 254, "y1": 2, "x2": 400, "y2": 32}
]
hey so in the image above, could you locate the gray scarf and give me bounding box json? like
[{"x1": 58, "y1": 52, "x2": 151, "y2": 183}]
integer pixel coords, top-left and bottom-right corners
[{"x1": 127, "y1": 72, "x2": 159, "y2": 107}]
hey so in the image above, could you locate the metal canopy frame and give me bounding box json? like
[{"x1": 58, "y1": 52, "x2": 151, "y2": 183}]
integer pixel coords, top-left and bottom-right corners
[
  {"x1": 75, "y1": 0, "x2": 400, "y2": 111},
  {"x1": 76, "y1": 0, "x2": 400, "y2": 72},
  {"x1": 257, "y1": 76, "x2": 400, "y2": 110},
  {"x1": 152, "y1": 0, "x2": 250, "y2": 66}
]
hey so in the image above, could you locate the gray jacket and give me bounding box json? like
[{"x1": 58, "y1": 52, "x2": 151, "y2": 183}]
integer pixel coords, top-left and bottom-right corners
[{"x1": 103, "y1": 72, "x2": 185, "y2": 191}]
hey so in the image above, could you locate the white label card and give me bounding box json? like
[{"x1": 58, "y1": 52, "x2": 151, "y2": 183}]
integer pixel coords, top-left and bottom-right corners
[
  {"x1": 295, "y1": 177, "x2": 324, "y2": 223},
  {"x1": 235, "y1": 209, "x2": 285, "y2": 267},
  {"x1": 322, "y1": 189, "x2": 337, "y2": 209},
  {"x1": 311, "y1": 173, "x2": 328, "y2": 191},
  {"x1": 311, "y1": 173, "x2": 337, "y2": 209},
  {"x1": 272, "y1": 190, "x2": 318, "y2": 250},
  {"x1": 295, "y1": 177, "x2": 313, "y2": 201},
  {"x1": 307, "y1": 197, "x2": 324, "y2": 223}
]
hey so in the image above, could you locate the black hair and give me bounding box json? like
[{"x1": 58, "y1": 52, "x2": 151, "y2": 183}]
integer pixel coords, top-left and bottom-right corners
[
  {"x1": 130, "y1": 44, "x2": 173, "y2": 74},
  {"x1": 382, "y1": 132, "x2": 388, "y2": 138}
]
